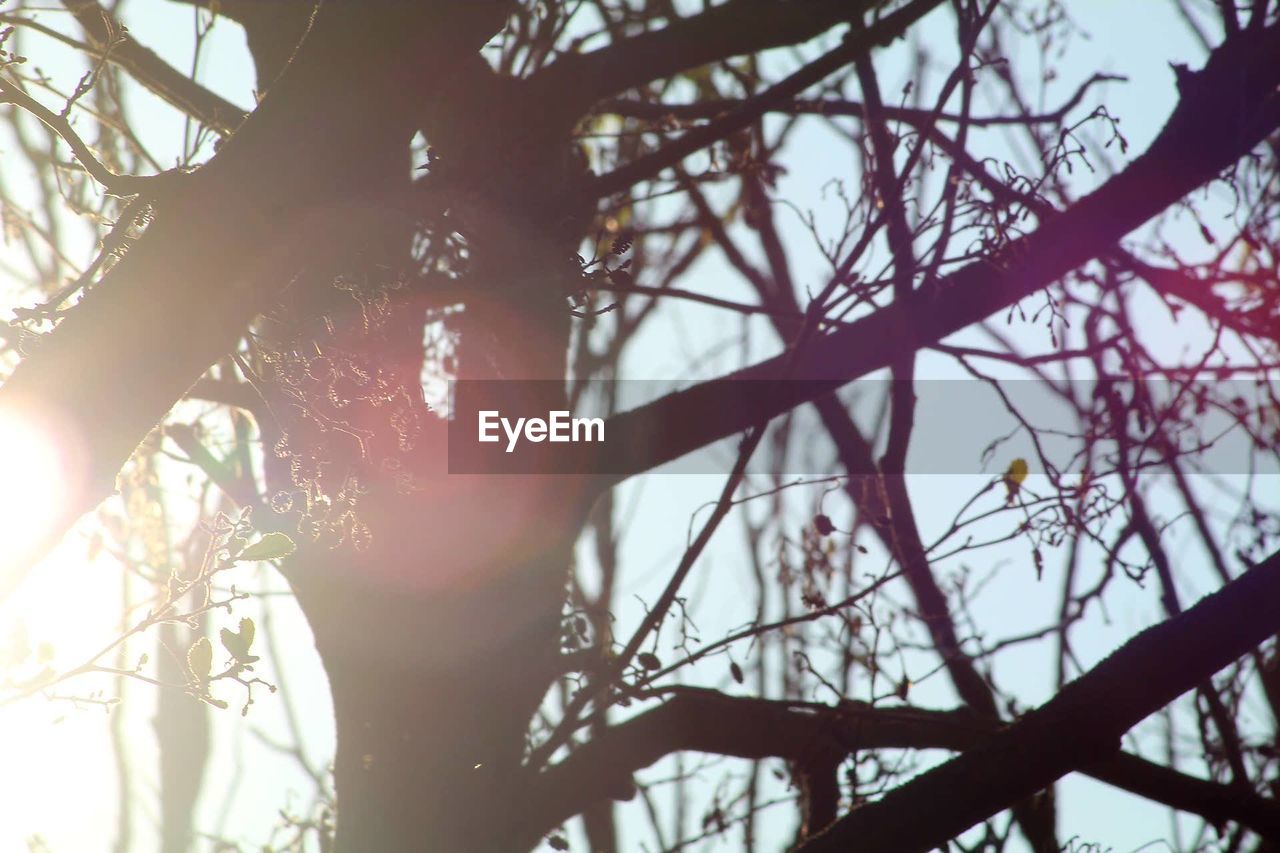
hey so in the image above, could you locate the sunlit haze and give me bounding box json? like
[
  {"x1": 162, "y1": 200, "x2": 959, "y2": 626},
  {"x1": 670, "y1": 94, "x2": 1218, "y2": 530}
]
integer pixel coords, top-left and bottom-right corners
[
  {"x1": 0, "y1": 409, "x2": 67, "y2": 595},
  {"x1": 1, "y1": 1, "x2": 1277, "y2": 850}
]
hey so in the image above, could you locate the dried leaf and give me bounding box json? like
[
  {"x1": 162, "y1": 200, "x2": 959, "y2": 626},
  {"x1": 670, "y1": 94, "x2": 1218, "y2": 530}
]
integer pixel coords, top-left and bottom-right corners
[{"x1": 730, "y1": 661, "x2": 744, "y2": 684}]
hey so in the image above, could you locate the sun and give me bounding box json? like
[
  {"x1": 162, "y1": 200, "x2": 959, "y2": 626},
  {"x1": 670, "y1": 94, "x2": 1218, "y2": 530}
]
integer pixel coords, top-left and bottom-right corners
[
  {"x1": 0, "y1": 405, "x2": 121, "y2": 853},
  {"x1": 0, "y1": 408, "x2": 69, "y2": 596}
]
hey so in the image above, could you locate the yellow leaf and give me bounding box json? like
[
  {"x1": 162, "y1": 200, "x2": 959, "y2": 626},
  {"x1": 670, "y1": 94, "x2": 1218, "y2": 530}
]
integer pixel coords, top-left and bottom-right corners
[{"x1": 1003, "y1": 458, "x2": 1029, "y2": 505}]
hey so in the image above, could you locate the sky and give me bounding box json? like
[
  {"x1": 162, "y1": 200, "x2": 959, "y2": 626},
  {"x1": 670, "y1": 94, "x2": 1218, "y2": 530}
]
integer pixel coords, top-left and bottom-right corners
[{"x1": 0, "y1": 1, "x2": 1268, "y2": 851}]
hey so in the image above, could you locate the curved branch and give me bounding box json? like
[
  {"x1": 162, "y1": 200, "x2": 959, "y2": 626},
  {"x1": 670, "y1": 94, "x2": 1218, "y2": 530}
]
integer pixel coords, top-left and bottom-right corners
[
  {"x1": 56, "y1": 1, "x2": 247, "y2": 134},
  {"x1": 0, "y1": 76, "x2": 158, "y2": 195},
  {"x1": 588, "y1": 0, "x2": 944, "y2": 198},
  {"x1": 522, "y1": 689, "x2": 988, "y2": 841},
  {"x1": 528, "y1": 0, "x2": 882, "y2": 125},
  {"x1": 799, "y1": 546, "x2": 1280, "y2": 850},
  {"x1": 521, "y1": 682, "x2": 1280, "y2": 845},
  {"x1": 594, "y1": 22, "x2": 1280, "y2": 487},
  {"x1": 0, "y1": 2, "x2": 514, "y2": 591}
]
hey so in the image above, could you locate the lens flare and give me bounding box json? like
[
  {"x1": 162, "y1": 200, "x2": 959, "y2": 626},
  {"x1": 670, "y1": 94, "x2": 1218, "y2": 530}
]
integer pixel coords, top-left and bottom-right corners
[{"x1": 0, "y1": 409, "x2": 67, "y2": 592}]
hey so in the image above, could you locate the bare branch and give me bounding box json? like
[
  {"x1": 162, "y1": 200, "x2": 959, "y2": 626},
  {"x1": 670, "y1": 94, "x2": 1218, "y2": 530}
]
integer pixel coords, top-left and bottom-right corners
[
  {"x1": 522, "y1": 683, "x2": 1280, "y2": 845},
  {"x1": 595, "y1": 23, "x2": 1280, "y2": 487},
  {"x1": 55, "y1": 1, "x2": 247, "y2": 134},
  {"x1": 799, "y1": 547, "x2": 1280, "y2": 850},
  {"x1": 596, "y1": 72, "x2": 1125, "y2": 129},
  {"x1": 0, "y1": 2, "x2": 515, "y2": 591},
  {"x1": 588, "y1": 0, "x2": 944, "y2": 198},
  {"x1": 529, "y1": 0, "x2": 883, "y2": 124},
  {"x1": 0, "y1": 75, "x2": 158, "y2": 195}
]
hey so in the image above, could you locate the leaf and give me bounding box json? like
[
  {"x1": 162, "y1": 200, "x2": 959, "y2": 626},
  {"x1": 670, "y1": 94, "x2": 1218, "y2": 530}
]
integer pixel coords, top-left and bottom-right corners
[
  {"x1": 548, "y1": 836, "x2": 570, "y2": 851},
  {"x1": 813, "y1": 514, "x2": 835, "y2": 536},
  {"x1": 730, "y1": 661, "x2": 744, "y2": 684},
  {"x1": 637, "y1": 652, "x2": 661, "y2": 671},
  {"x1": 1003, "y1": 458, "x2": 1029, "y2": 504},
  {"x1": 187, "y1": 637, "x2": 212, "y2": 681},
  {"x1": 1004, "y1": 458, "x2": 1029, "y2": 485},
  {"x1": 610, "y1": 232, "x2": 633, "y2": 255},
  {"x1": 237, "y1": 532, "x2": 296, "y2": 562},
  {"x1": 238, "y1": 616, "x2": 254, "y2": 649},
  {"x1": 220, "y1": 617, "x2": 259, "y2": 664}
]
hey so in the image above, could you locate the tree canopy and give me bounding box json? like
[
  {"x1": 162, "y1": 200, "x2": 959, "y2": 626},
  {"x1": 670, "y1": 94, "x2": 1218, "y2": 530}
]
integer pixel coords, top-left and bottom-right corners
[{"x1": 0, "y1": 0, "x2": 1278, "y2": 850}]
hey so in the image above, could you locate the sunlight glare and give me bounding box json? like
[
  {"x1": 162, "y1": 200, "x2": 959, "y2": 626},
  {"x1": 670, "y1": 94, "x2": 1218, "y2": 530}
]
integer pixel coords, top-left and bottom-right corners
[{"x1": 0, "y1": 409, "x2": 67, "y2": 590}]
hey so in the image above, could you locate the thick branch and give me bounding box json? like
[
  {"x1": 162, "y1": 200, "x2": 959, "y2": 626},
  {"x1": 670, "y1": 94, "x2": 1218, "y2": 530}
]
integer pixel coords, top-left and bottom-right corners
[
  {"x1": 596, "y1": 71, "x2": 1124, "y2": 128},
  {"x1": 799, "y1": 547, "x2": 1280, "y2": 850},
  {"x1": 528, "y1": 0, "x2": 881, "y2": 124},
  {"x1": 0, "y1": 2, "x2": 514, "y2": 589},
  {"x1": 522, "y1": 689, "x2": 987, "y2": 842},
  {"x1": 165, "y1": 0, "x2": 317, "y2": 88},
  {"x1": 588, "y1": 0, "x2": 943, "y2": 198},
  {"x1": 59, "y1": 0, "x2": 247, "y2": 134},
  {"x1": 522, "y1": 683, "x2": 1280, "y2": 844},
  {"x1": 595, "y1": 22, "x2": 1280, "y2": 487}
]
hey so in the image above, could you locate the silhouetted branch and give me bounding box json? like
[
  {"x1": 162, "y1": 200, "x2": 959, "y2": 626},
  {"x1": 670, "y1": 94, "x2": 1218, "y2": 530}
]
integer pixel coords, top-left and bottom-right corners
[
  {"x1": 529, "y1": 0, "x2": 883, "y2": 124},
  {"x1": 0, "y1": 2, "x2": 514, "y2": 590},
  {"x1": 799, "y1": 547, "x2": 1280, "y2": 850},
  {"x1": 524, "y1": 689, "x2": 987, "y2": 840},
  {"x1": 596, "y1": 72, "x2": 1124, "y2": 129},
  {"x1": 522, "y1": 679, "x2": 1280, "y2": 845},
  {"x1": 57, "y1": 1, "x2": 247, "y2": 134},
  {"x1": 596, "y1": 22, "x2": 1280, "y2": 487},
  {"x1": 0, "y1": 75, "x2": 158, "y2": 195},
  {"x1": 588, "y1": 0, "x2": 945, "y2": 198}
]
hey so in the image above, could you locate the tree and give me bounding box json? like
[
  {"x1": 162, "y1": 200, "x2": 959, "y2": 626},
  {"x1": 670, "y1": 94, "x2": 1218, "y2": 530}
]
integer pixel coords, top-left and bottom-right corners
[{"x1": 0, "y1": 0, "x2": 1278, "y2": 850}]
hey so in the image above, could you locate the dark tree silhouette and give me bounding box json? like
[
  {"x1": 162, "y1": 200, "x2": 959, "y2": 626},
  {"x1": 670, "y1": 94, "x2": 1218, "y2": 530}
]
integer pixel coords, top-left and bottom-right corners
[{"x1": 0, "y1": 0, "x2": 1278, "y2": 850}]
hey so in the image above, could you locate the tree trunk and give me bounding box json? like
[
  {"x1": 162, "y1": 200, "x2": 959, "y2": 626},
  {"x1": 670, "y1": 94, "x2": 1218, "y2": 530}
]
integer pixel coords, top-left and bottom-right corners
[
  {"x1": 255, "y1": 51, "x2": 592, "y2": 847},
  {"x1": 286, "y1": 472, "x2": 587, "y2": 850}
]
